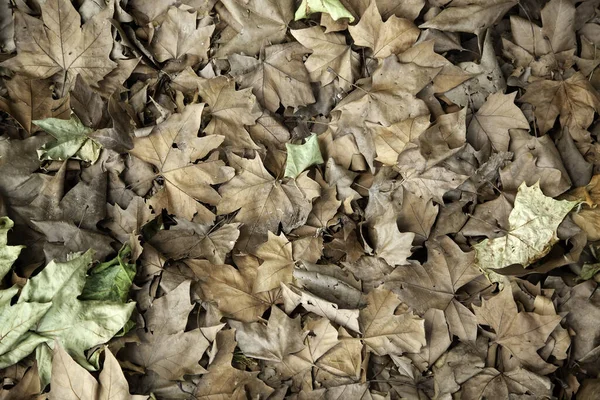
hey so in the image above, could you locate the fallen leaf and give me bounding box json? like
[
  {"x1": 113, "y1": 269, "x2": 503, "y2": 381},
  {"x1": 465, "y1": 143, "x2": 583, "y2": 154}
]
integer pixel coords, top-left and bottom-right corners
[
  {"x1": 420, "y1": 0, "x2": 517, "y2": 34},
  {"x1": 35, "y1": 115, "x2": 102, "y2": 163},
  {"x1": 369, "y1": 208, "x2": 414, "y2": 266},
  {"x1": 295, "y1": 0, "x2": 354, "y2": 22},
  {"x1": 284, "y1": 134, "x2": 324, "y2": 179},
  {"x1": 2, "y1": 0, "x2": 116, "y2": 93},
  {"x1": 474, "y1": 182, "x2": 578, "y2": 284}
]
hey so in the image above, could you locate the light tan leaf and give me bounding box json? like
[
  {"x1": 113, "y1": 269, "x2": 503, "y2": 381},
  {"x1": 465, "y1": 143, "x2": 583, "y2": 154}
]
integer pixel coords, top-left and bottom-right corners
[
  {"x1": 230, "y1": 43, "x2": 315, "y2": 112},
  {"x1": 467, "y1": 92, "x2": 529, "y2": 152},
  {"x1": 367, "y1": 115, "x2": 430, "y2": 166},
  {"x1": 229, "y1": 306, "x2": 305, "y2": 362},
  {"x1": 462, "y1": 367, "x2": 552, "y2": 399},
  {"x1": 348, "y1": 0, "x2": 419, "y2": 59},
  {"x1": 151, "y1": 6, "x2": 215, "y2": 63},
  {"x1": 397, "y1": 189, "x2": 439, "y2": 244},
  {"x1": 420, "y1": 0, "x2": 517, "y2": 34},
  {"x1": 359, "y1": 287, "x2": 426, "y2": 356},
  {"x1": 2, "y1": 0, "x2": 116, "y2": 92},
  {"x1": 369, "y1": 208, "x2": 414, "y2": 266},
  {"x1": 253, "y1": 232, "x2": 294, "y2": 293},
  {"x1": 217, "y1": 153, "x2": 320, "y2": 250},
  {"x1": 291, "y1": 27, "x2": 360, "y2": 92},
  {"x1": 105, "y1": 197, "x2": 154, "y2": 244},
  {"x1": 197, "y1": 77, "x2": 262, "y2": 149},
  {"x1": 129, "y1": 103, "x2": 234, "y2": 221},
  {"x1": 473, "y1": 288, "x2": 562, "y2": 374}
]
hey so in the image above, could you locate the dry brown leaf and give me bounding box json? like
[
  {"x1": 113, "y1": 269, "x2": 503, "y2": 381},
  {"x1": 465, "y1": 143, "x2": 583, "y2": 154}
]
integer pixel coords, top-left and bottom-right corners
[
  {"x1": 230, "y1": 43, "x2": 315, "y2": 112},
  {"x1": 2, "y1": 0, "x2": 116, "y2": 93},
  {"x1": 129, "y1": 103, "x2": 234, "y2": 221},
  {"x1": 369, "y1": 208, "x2": 414, "y2": 266},
  {"x1": 253, "y1": 232, "x2": 294, "y2": 293},
  {"x1": 420, "y1": 0, "x2": 517, "y2": 34},
  {"x1": 348, "y1": 0, "x2": 419, "y2": 59}
]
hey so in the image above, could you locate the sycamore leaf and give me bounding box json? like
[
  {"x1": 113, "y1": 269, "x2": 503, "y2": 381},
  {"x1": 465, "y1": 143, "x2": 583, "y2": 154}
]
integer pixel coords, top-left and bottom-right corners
[
  {"x1": 253, "y1": 232, "x2": 294, "y2": 293},
  {"x1": 217, "y1": 153, "x2": 320, "y2": 250},
  {"x1": 462, "y1": 367, "x2": 552, "y2": 399},
  {"x1": 50, "y1": 344, "x2": 146, "y2": 400},
  {"x1": 295, "y1": 0, "x2": 354, "y2": 22},
  {"x1": 197, "y1": 77, "x2": 262, "y2": 149},
  {"x1": 520, "y1": 72, "x2": 600, "y2": 134},
  {"x1": 129, "y1": 103, "x2": 234, "y2": 222},
  {"x1": 1, "y1": 0, "x2": 115, "y2": 91},
  {"x1": 369, "y1": 208, "x2": 414, "y2": 266},
  {"x1": 386, "y1": 237, "x2": 481, "y2": 342},
  {"x1": 0, "y1": 217, "x2": 23, "y2": 281},
  {"x1": 473, "y1": 288, "x2": 562, "y2": 374},
  {"x1": 80, "y1": 245, "x2": 136, "y2": 303},
  {"x1": 291, "y1": 27, "x2": 360, "y2": 92},
  {"x1": 467, "y1": 92, "x2": 529, "y2": 152},
  {"x1": 284, "y1": 134, "x2": 324, "y2": 179},
  {"x1": 230, "y1": 43, "x2": 315, "y2": 113},
  {"x1": 420, "y1": 0, "x2": 517, "y2": 34},
  {"x1": 216, "y1": 0, "x2": 294, "y2": 57},
  {"x1": 150, "y1": 219, "x2": 240, "y2": 264},
  {"x1": 229, "y1": 306, "x2": 305, "y2": 362},
  {"x1": 151, "y1": 6, "x2": 215, "y2": 63},
  {"x1": 35, "y1": 115, "x2": 102, "y2": 163},
  {"x1": 348, "y1": 0, "x2": 419, "y2": 59},
  {"x1": 359, "y1": 287, "x2": 426, "y2": 356},
  {"x1": 474, "y1": 182, "x2": 578, "y2": 284},
  {"x1": 188, "y1": 259, "x2": 275, "y2": 322},
  {"x1": 105, "y1": 197, "x2": 154, "y2": 244},
  {"x1": 0, "y1": 76, "x2": 70, "y2": 135}
]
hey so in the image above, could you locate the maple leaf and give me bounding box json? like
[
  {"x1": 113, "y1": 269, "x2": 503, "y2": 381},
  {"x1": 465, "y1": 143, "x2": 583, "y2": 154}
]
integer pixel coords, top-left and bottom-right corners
[
  {"x1": 284, "y1": 134, "x2": 324, "y2": 179},
  {"x1": 520, "y1": 72, "x2": 600, "y2": 134},
  {"x1": 359, "y1": 287, "x2": 426, "y2": 356},
  {"x1": 215, "y1": 0, "x2": 294, "y2": 57},
  {"x1": 0, "y1": 217, "x2": 23, "y2": 282},
  {"x1": 348, "y1": 0, "x2": 419, "y2": 59},
  {"x1": 467, "y1": 92, "x2": 529, "y2": 153},
  {"x1": 197, "y1": 77, "x2": 262, "y2": 149},
  {"x1": 386, "y1": 236, "x2": 481, "y2": 342},
  {"x1": 150, "y1": 219, "x2": 240, "y2": 264},
  {"x1": 0, "y1": 77, "x2": 70, "y2": 135},
  {"x1": 230, "y1": 43, "x2": 315, "y2": 113},
  {"x1": 2, "y1": 0, "x2": 116, "y2": 93},
  {"x1": 34, "y1": 115, "x2": 102, "y2": 163},
  {"x1": 217, "y1": 153, "x2": 320, "y2": 250},
  {"x1": 420, "y1": 0, "x2": 517, "y2": 34},
  {"x1": 230, "y1": 306, "x2": 305, "y2": 362},
  {"x1": 151, "y1": 6, "x2": 215, "y2": 64},
  {"x1": 474, "y1": 182, "x2": 578, "y2": 284},
  {"x1": 369, "y1": 208, "x2": 414, "y2": 266},
  {"x1": 253, "y1": 232, "x2": 294, "y2": 293},
  {"x1": 105, "y1": 197, "x2": 154, "y2": 244},
  {"x1": 397, "y1": 189, "x2": 439, "y2": 244},
  {"x1": 295, "y1": 0, "x2": 354, "y2": 22},
  {"x1": 50, "y1": 344, "x2": 147, "y2": 400},
  {"x1": 473, "y1": 288, "x2": 562, "y2": 374},
  {"x1": 291, "y1": 27, "x2": 360, "y2": 92},
  {"x1": 367, "y1": 115, "x2": 430, "y2": 166},
  {"x1": 462, "y1": 367, "x2": 552, "y2": 399},
  {"x1": 129, "y1": 103, "x2": 235, "y2": 221},
  {"x1": 189, "y1": 259, "x2": 275, "y2": 322}
]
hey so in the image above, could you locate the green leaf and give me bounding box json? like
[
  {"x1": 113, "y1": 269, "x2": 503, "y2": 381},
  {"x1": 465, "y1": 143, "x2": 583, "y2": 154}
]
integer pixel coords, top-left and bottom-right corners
[
  {"x1": 34, "y1": 114, "x2": 102, "y2": 163},
  {"x1": 284, "y1": 134, "x2": 324, "y2": 179},
  {"x1": 0, "y1": 216, "x2": 24, "y2": 282},
  {"x1": 578, "y1": 263, "x2": 600, "y2": 281},
  {"x1": 0, "y1": 250, "x2": 135, "y2": 387},
  {"x1": 474, "y1": 182, "x2": 578, "y2": 285},
  {"x1": 294, "y1": 0, "x2": 354, "y2": 22},
  {"x1": 81, "y1": 245, "x2": 136, "y2": 303}
]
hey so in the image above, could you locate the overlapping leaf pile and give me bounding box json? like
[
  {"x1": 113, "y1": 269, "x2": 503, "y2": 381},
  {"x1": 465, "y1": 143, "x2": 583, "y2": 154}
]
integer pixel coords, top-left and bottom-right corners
[{"x1": 1, "y1": 0, "x2": 600, "y2": 398}]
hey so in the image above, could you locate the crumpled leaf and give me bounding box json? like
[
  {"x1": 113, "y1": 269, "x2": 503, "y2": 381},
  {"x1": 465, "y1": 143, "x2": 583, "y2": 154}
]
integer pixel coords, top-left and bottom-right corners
[
  {"x1": 0, "y1": 217, "x2": 23, "y2": 282},
  {"x1": 474, "y1": 182, "x2": 578, "y2": 284},
  {"x1": 295, "y1": 0, "x2": 354, "y2": 22},
  {"x1": 35, "y1": 115, "x2": 102, "y2": 163},
  {"x1": 420, "y1": 0, "x2": 517, "y2": 34},
  {"x1": 284, "y1": 134, "x2": 324, "y2": 179},
  {"x1": 80, "y1": 244, "x2": 136, "y2": 303}
]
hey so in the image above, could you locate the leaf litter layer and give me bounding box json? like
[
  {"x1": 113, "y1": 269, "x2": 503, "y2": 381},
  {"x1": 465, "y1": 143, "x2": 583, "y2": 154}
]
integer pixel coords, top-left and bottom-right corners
[{"x1": 1, "y1": 0, "x2": 600, "y2": 398}]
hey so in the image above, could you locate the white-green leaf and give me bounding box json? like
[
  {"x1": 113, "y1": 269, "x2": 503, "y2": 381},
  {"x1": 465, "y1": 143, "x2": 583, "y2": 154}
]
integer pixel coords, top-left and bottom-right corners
[
  {"x1": 0, "y1": 216, "x2": 24, "y2": 281},
  {"x1": 284, "y1": 134, "x2": 324, "y2": 179},
  {"x1": 473, "y1": 182, "x2": 578, "y2": 284},
  {"x1": 294, "y1": 0, "x2": 354, "y2": 22},
  {"x1": 34, "y1": 115, "x2": 102, "y2": 163}
]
